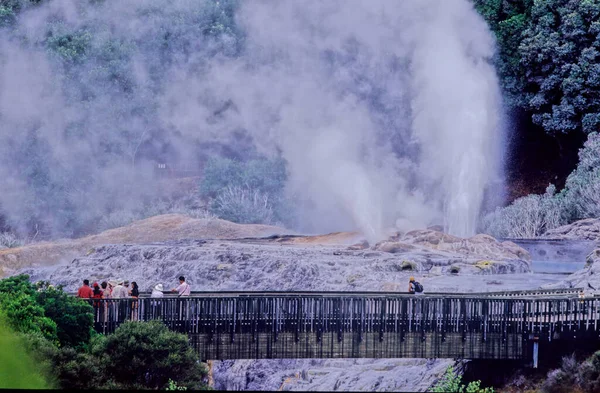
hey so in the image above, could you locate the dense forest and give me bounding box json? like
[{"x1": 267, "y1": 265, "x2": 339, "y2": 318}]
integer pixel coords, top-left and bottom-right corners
[{"x1": 0, "y1": 0, "x2": 599, "y2": 242}]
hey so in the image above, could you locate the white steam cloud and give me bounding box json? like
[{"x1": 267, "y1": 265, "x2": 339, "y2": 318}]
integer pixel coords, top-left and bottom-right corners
[{"x1": 0, "y1": 0, "x2": 503, "y2": 241}]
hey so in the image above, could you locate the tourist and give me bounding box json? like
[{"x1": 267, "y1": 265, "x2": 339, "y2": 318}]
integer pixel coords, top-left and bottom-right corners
[
  {"x1": 124, "y1": 280, "x2": 130, "y2": 293},
  {"x1": 171, "y1": 276, "x2": 191, "y2": 297},
  {"x1": 130, "y1": 281, "x2": 140, "y2": 320},
  {"x1": 151, "y1": 283, "x2": 164, "y2": 318},
  {"x1": 111, "y1": 279, "x2": 128, "y2": 299},
  {"x1": 92, "y1": 282, "x2": 103, "y2": 299},
  {"x1": 101, "y1": 281, "x2": 111, "y2": 298},
  {"x1": 151, "y1": 283, "x2": 164, "y2": 298},
  {"x1": 408, "y1": 277, "x2": 424, "y2": 295},
  {"x1": 77, "y1": 279, "x2": 94, "y2": 298},
  {"x1": 129, "y1": 281, "x2": 139, "y2": 298},
  {"x1": 91, "y1": 282, "x2": 103, "y2": 313}
]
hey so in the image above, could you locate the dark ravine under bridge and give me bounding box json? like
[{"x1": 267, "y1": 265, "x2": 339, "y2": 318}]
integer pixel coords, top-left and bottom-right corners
[{"x1": 91, "y1": 289, "x2": 600, "y2": 366}]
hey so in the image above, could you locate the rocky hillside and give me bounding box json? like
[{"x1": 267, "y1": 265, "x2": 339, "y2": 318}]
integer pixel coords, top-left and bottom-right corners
[
  {"x1": 0, "y1": 214, "x2": 289, "y2": 277},
  {"x1": 542, "y1": 218, "x2": 600, "y2": 241}
]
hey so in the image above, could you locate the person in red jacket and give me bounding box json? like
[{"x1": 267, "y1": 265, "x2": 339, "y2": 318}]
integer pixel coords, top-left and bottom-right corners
[{"x1": 77, "y1": 279, "x2": 94, "y2": 298}]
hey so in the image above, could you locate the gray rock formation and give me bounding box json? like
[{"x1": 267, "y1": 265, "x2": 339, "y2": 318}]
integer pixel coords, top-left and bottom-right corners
[
  {"x1": 19, "y1": 233, "x2": 530, "y2": 293},
  {"x1": 542, "y1": 218, "x2": 600, "y2": 241},
  {"x1": 542, "y1": 248, "x2": 600, "y2": 291},
  {"x1": 212, "y1": 358, "x2": 455, "y2": 391}
]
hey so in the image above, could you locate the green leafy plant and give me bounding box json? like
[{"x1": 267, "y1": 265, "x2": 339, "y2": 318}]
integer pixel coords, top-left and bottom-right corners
[{"x1": 430, "y1": 366, "x2": 494, "y2": 393}]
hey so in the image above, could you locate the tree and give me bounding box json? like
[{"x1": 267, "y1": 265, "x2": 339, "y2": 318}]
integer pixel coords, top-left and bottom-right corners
[
  {"x1": 35, "y1": 281, "x2": 94, "y2": 349},
  {"x1": 473, "y1": 0, "x2": 534, "y2": 107},
  {"x1": 0, "y1": 275, "x2": 58, "y2": 343},
  {"x1": 560, "y1": 132, "x2": 600, "y2": 220},
  {"x1": 519, "y1": 0, "x2": 600, "y2": 135}
]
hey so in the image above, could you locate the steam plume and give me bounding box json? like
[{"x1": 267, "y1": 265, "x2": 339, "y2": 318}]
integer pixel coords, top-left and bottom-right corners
[{"x1": 0, "y1": 0, "x2": 503, "y2": 241}]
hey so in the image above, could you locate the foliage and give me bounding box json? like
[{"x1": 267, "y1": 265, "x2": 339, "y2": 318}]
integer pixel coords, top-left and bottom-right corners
[
  {"x1": 519, "y1": 0, "x2": 600, "y2": 135},
  {"x1": 482, "y1": 131, "x2": 600, "y2": 237},
  {"x1": 0, "y1": 318, "x2": 51, "y2": 389},
  {"x1": 542, "y1": 352, "x2": 600, "y2": 393},
  {"x1": 200, "y1": 156, "x2": 290, "y2": 225},
  {"x1": 167, "y1": 378, "x2": 189, "y2": 391},
  {"x1": 35, "y1": 281, "x2": 94, "y2": 349},
  {"x1": 474, "y1": 0, "x2": 600, "y2": 137},
  {"x1": 211, "y1": 185, "x2": 274, "y2": 224},
  {"x1": 200, "y1": 156, "x2": 287, "y2": 198},
  {"x1": 481, "y1": 184, "x2": 565, "y2": 238},
  {"x1": 560, "y1": 132, "x2": 600, "y2": 220},
  {"x1": 429, "y1": 366, "x2": 494, "y2": 393},
  {"x1": 0, "y1": 231, "x2": 24, "y2": 249},
  {"x1": 473, "y1": 0, "x2": 533, "y2": 107},
  {"x1": 0, "y1": 275, "x2": 58, "y2": 342},
  {"x1": 0, "y1": 275, "x2": 208, "y2": 390},
  {"x1": 90, "y1": 321, "x2": 208, "y2": 390}
]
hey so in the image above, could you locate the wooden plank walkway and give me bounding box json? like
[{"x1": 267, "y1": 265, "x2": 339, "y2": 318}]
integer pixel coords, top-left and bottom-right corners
[{"x1": 90, "y1": 289, "x2": 600, "y2": 361}]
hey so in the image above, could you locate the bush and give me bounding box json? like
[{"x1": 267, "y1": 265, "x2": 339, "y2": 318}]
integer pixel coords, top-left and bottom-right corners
[
  {"x1": 0, "y1": 275, "x2": 58, "y2": 343},
  {"x1": 211, "y1": 186, "x2": 274, "y2": 224},
  {"x1": 481, "y1": 185, "x2": 565, "y2": 238},
  {"x1": 0, "y1": 232, "x2": 23, "y2": 249},
  {"x1": 91, "y1": 321, "x2": 207, "y2": 390},
  {"x1": 482, "y1": 133, "x2": 600, "y2": 239},
  {"x1": 541, "y1": 355, "x2": 578, "y2": 393},
  {"x1": 429, "y1": 366, "x2": 494, "y2": 393},
  {"x1": 200, "y1": 156, "x2": 291, "y2": 225},
  {"x1": 200, "y1": 156, "x2": 287, "y2": 199},
  {"x1": 542, "y1": 352, "x2": 600, "y2": 393},
  {"x1": 0, "y1": 319, "x2": 51, "y2": 389},
  {"x1": 35, "y1": 282, "x2": 94, "y2": 349},
  {"x1": 561, "y1": 132, "x2": 600, "y2": 221}
]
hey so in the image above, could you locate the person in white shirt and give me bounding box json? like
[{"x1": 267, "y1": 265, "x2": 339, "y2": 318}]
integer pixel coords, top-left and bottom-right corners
[
  {"x1": 111, "y1": 279, "x2": 129, "y2": 299},
  {"x1": 171, "y1": 276, "x2": 191, "y2": 297},
  {"x1": 151, "y1": 284, "x2": 165, "y2": 298}
]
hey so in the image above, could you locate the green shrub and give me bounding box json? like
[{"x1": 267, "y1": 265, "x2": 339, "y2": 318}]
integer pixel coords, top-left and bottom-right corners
[
  {"x1": 0, "y1": 275, "x2": 58, "y2": 343},
  {"x1": 429, "y1": 366, "x2": 494, "y2": 393},
  {"x1": 91, "y1": 321, "x2": 208, "y2": 390},
  {"x1": 35, "y1": 282, "x2": 94, "y2": 349},
  {"x1": 0, "y1": 318, "x2": 51, "y2": 389}
]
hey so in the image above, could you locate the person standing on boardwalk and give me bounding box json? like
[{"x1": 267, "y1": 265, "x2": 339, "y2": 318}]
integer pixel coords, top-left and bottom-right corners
[
  {"x1": 77, "y1": 279, "x2": 94, "y2": 298},
  {"x1": 111, "y1": 279, "x2": 128, "y2": 299},
  {"x1": 408, "y1": 277, "x2": 424, "y2": 295},
  {"x1": 172, "y1": 276, "x2": 191, "y2": 319},
  {"x1": 130, "y1": 282, "x2": 140, "y2": 320},
  {"x1": 151, "y1": 283, "x2": 164, "y2": 318},
  {"x1": 171, "y1": 276, "x2": 191, "y2": 297}
]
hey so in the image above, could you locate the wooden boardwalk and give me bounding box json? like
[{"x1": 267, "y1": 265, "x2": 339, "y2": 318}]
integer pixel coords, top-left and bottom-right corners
[{"x1": 91, "y1": 289, "x2": 600, "y2": 362}]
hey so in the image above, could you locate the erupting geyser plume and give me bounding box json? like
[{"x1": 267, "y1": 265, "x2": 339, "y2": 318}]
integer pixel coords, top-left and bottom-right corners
[{"x1": 0, "y1": 0, "x2": 503, "y2": 242}]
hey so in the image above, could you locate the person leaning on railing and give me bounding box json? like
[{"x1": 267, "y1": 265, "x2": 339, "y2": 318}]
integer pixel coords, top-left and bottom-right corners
[{"x1": 171, "y1": 276, "x2": 191, "y2": 297}]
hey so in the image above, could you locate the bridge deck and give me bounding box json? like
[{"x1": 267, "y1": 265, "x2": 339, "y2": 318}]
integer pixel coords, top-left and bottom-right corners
[{"x1": 90, "y1": 289, "x2": 600, "y2": 361}]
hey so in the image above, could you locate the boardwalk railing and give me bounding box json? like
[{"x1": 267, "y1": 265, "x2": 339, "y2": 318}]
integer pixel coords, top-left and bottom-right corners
[{"x1": 89, "y1": 290, "x2": 600, "y2": 361}]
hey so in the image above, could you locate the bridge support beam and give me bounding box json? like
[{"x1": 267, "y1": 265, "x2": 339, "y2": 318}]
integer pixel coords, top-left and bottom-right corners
[{"x1": 532, "y1": 337, "x2": 539, "y2": 369}]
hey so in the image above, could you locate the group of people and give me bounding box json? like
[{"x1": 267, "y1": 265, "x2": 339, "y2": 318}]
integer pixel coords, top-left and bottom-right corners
[
  {"x1": 76, "y1": 276, "x2": 192, "y2": 300},
  {"x1": 77, "y1": 279, "x2": 140, "y2": 300}
]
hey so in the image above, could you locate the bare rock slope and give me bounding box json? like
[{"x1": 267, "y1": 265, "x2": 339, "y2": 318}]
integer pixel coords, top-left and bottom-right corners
[
  {"x1": 19, "y1": 229, "x2": 530, "y2": 293},
  {"x1": 542, "y1": 218, "x2": 600, "y2": 241},
  {"x1": 0, "y1": 214, "x2": 287, "y2": 277}
]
